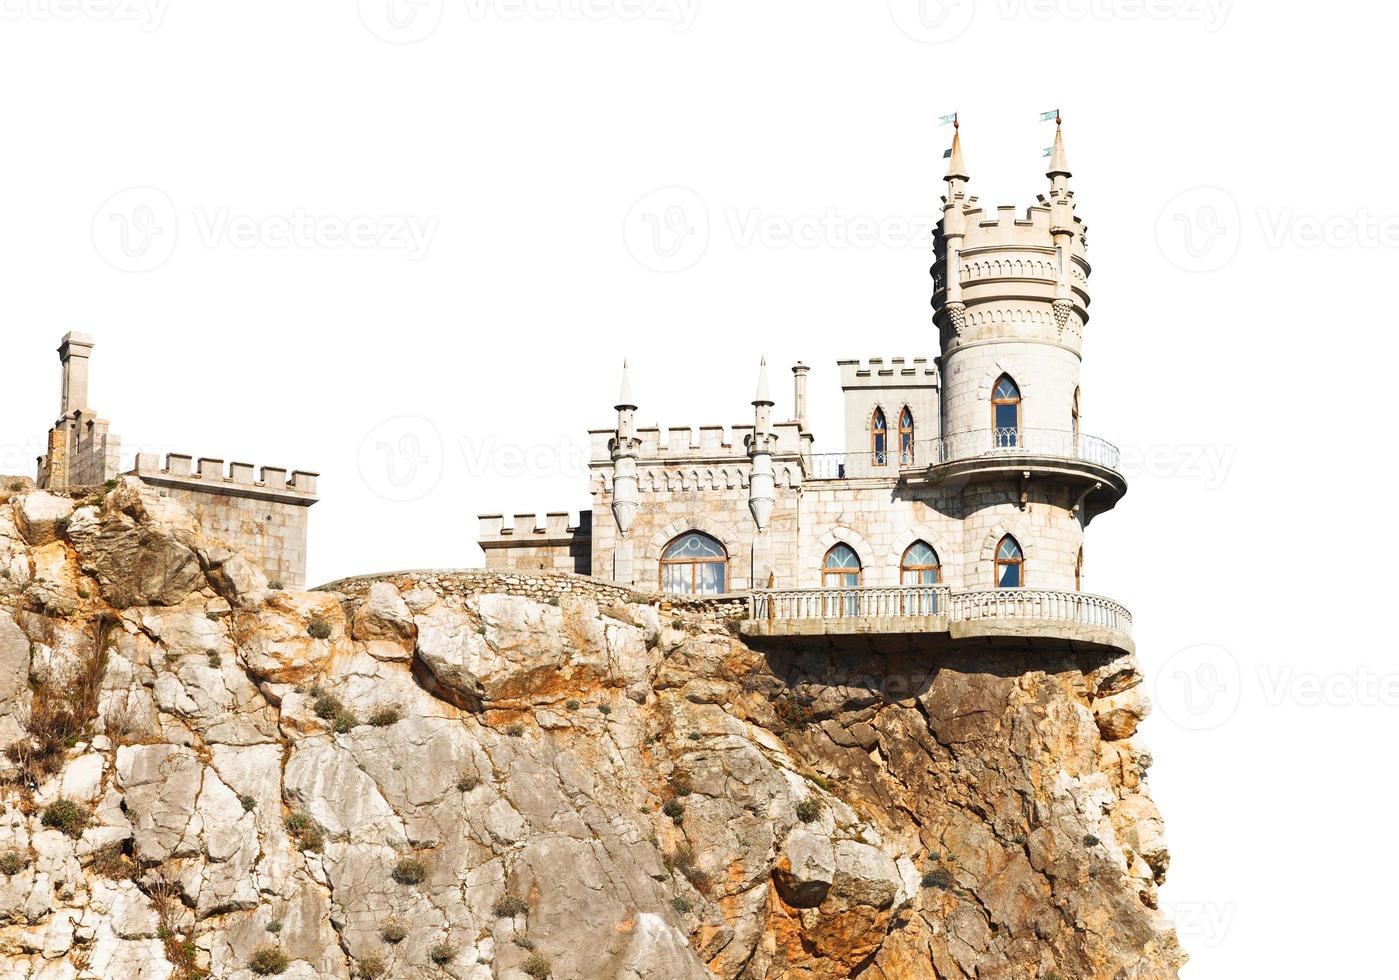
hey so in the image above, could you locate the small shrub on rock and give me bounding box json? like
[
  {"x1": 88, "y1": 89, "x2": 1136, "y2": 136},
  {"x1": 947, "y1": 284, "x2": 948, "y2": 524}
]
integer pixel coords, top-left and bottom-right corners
[
  {"x1": 0, "y1": 850, "x2": 27, "y2": 876},
  {"x1": 504, "y1": 723, "x2": 524, "y2": 737},
  {"x1": 922, "y1": 867, "x2": 954, "y2": 890},
  {"x1": 456, "y1": 774, "x2": 479, "y2": 793},
  {"x1": 285, "y1": 812, "x2": 325, "y2": 852},
  {"x1": 368, "y1": 705, "x2": 401, "y2": 727},
  {"x1": 565, "y1": 699, "x2": 580, "y2": 712},
  {"x1": 662, "y1": 799, "x2": 684, "y2": 823},
  {"x1": 92, "y1": 841, "x2": 133, "y2": 879},
  {"x1": 795, "y1": 798, "x2": 821, "y2": 823},
  {"x1": 42, "y1": 797, "x2": 91, "y2": 839},
  {"x1": 380, "y1": 920, "x2": 406, "y2": 943},
  {"x1": 207, "y1": 652, "x2": 222, "y2": 668},
  {"x1": 268, "y1": 580, "x2": 284, "y2": 590},
  {"x1": 53, "y1": 517, "x2": 70, "y2": 537},
  {"x1": 687, "y1": 730, "x2": 701, "y2": 741},
  {"x1": 307, "y1": 619, "x2": 332, "y2": 640},
  {"x1": 266, "y1": 919, "x2": 283, "y2": 934},
  {"x1": 671, "y1": 896, "x2": 693, "y2": 914},
  {"x1": 598, "y1": 704, "x2": 612, "y2": 716},
  {"x1": 522, "y1": 952, "x2": 553, "y2": 978},
  {"x1": 249, "y1": 944, "x2": 289, "y2": 975},
  {"x1": 492, "y1": 894, "x2": 529, "y2": 918},
  {"x1": 429, "y1": 943, "x2": 456, "y2": 965},
  {"x1": 355, "y1": 952, "x2": 386, "y2": 979},
  {"x1": 241, "y1": 794, "x2": 257, "y2": 812},
  {"x1": 1083, "y1": 834, "x2": 1101, "y2": 847},
  {"x1": 391, "y1": 856, "x2": 428, "y2": 886}
]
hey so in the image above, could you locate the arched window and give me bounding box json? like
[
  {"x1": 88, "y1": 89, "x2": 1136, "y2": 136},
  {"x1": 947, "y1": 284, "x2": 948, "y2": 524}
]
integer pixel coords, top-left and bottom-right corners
[
  {"x1": 1075, "y1": 546, "x2": 1083, "y2": 591},
  {"x1": 822, "y1": 543, "x2": 862, "y2": 617},
  {"x1": 822, "y1": 544, "x2": 861, "y2": 588},
  {"x1": 660, "y1": 531, "x2": 727, "y2": 595},
  {"x1": 992, "y1": 374, "x2": 1021, "y2": 448},
  {"x1": 900, "y1": 541, "x2": 941, "y2": 585},
  {"x1": 871, "y1": 408, "x2": 887, "y2": 466},
  {"x1": 995, "y1": 535, "x2": 1024, "y2": 588},
  {"x1": 1072, "y1": 386, "x2": 1081, "y2": 451},
  {"x1": 899, "y1": 407, "x2": 915, "y2": 466}
]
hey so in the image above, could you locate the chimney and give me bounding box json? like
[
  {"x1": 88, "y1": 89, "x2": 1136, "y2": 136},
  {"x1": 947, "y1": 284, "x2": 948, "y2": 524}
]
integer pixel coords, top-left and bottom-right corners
[
  {"x1": 58, "y1": 332, "x2": 95, "y2": 416},
  {"x1": 792, "y1": 362, "x2": 810, "y2": 431}
]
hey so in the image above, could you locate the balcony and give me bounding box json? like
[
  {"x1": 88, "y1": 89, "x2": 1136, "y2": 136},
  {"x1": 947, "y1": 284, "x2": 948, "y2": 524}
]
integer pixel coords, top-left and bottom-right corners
[
  {"x1": 805, "y1": 428, "x2": 1126, "y2": 520},
  {"x1": 742, "y1": 585, "x2": 1133, "y2": 655}
]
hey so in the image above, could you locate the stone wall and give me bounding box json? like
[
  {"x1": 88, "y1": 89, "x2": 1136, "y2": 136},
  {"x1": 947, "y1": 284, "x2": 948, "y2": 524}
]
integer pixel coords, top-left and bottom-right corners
[{"x1": 315, "y1": 567, "x2": 751, "y2": 621}]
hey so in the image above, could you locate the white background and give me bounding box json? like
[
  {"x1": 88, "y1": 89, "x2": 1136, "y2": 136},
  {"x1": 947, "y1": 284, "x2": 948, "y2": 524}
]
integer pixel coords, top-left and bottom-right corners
[{"x1": 0, "y1": 1, "x2": 1391, "y2": 975}]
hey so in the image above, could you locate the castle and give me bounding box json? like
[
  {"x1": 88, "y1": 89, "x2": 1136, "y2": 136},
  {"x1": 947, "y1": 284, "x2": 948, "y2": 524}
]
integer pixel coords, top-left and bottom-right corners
[
  {"x1": 479, "y1": 122, "x2": 1134, "y2": 653},
  {"x1": 33, "y1": 333, "x2": 319, "y2": 589}
]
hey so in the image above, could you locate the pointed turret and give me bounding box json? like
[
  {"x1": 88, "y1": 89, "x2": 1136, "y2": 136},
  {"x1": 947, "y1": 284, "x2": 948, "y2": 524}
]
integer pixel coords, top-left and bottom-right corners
[
  {"x1": 753, "y1": 356, "x2": 773, "y2": 406},
  {"x1": 944, "y1": 117, "x2": 968, "y2": 184},
  {"x1": 616, "y1": 359, "x2": 636, "y2": 411},
  {"x1": 1046, "y1": 116, "x2": 1071, "y2": 180}
]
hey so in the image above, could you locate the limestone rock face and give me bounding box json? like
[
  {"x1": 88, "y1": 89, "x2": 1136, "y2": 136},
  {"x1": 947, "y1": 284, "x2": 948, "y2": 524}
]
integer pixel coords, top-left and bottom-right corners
[{"x1": 0, "y1": 487, "x2": 1184, "y2": 978}]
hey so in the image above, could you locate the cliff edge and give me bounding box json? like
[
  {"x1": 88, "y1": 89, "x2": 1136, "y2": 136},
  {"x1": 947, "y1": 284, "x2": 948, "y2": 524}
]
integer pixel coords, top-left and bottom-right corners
[{"x1": 0, "y1": 478, "x2": 1183, "y2": 978}]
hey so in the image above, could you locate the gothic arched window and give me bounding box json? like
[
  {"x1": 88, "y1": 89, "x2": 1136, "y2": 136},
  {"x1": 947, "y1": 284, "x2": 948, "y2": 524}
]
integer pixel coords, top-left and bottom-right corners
[
  {"x1": 900, "y1": 541, "x2": 941, "y2": 585},
  {"x1": 822, "y1": 544, "x2": 862, "y2": 589},
  {"x1": 660, "y1": 531, "x2": 727, "y2": 595},
  {"x1": 871, "y1": 408, "x2": 888, "y2": 466},
  {"x1": 995, "y1": 535, "x2": 1024, "y2": 588},
  {"x1": 899, "y1": 407, "x2": 915, "y2": 466},
  {"x1": 992, "y1": 374, "x2": 1021, "y2": 448}
]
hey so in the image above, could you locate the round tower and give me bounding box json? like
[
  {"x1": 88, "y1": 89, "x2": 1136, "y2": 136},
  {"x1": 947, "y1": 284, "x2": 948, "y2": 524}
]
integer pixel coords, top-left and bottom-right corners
[{"x1": 930, "y1": 119, "x2": 1124, "y2": 592}]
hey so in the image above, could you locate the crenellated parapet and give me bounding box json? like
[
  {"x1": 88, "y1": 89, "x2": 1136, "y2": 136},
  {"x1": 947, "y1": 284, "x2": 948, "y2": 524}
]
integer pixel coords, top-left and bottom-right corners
[
  {"x1": 477, "y1": 511, "x2": 593, "y2": 574},
  {"x1": 133, "y1": 453, "x2": 317, "y2": 505},
  {"x1": 590, "y1": 422, "x2": 806, "y2": 466}
]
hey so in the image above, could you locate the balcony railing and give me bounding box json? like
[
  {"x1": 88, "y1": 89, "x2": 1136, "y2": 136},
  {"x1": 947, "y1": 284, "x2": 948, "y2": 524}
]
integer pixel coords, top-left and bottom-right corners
[
  {"x1": 805, "y1": 428, "x2": 1120, "y2": 481},
  {"x1": 749, "y1": 585, "x2": 1131, "y2": 637},
  {"x1": 751, "y1": 585, "x2": 948, "y2": 620}
]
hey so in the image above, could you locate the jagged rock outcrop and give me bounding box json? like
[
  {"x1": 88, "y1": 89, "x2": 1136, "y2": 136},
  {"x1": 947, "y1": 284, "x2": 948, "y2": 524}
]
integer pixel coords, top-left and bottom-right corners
[{"x1": 0, "y1": 479, "x2": 1184, "y2": 978}]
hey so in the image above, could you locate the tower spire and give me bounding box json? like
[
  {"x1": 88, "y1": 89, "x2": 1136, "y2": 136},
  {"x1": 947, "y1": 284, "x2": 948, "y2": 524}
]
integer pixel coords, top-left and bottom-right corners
[
  {"x1": 616, "y1": 359, "x2": 636, "y2": 410},
  {"x1": 753, "y1": 356, "x2": 773, "y2": 406},
  {"x1": 944, "y1": 114, "x2": 968, "y2": 183},
  {"x1": 1046, "y1": 114, "x2": 1071, "y2": 180}
]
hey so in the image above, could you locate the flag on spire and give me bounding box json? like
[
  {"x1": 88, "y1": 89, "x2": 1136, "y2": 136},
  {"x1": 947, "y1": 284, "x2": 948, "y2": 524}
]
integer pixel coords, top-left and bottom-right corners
[{"x1": 1039, "y1": 108, "x2": 1060, "y2": 122}]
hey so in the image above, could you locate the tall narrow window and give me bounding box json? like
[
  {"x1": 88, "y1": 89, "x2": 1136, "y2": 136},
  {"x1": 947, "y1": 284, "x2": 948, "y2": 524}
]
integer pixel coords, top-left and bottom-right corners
[
  {"x1": 1072, "y1": 386, "x2": 1081, "y2": 452},
  {"x1": 660, "y1": 532, "x2": 727, "y2": 595},
  {"x1": 995, "y1": 535, "x2": 1024, "y2": 588},
  {"x1": 992, "y1": 375, "x2": 1021, "y2": 448},
  {"x1": 822, "y1": 544, "x2": 862, "y2": 616},
  {"x1": 1075, "y1": 547, "x2": 1083, "y2": 591},
  {"x1": 899, "y1": 407, "x2": 915, "y2": 466},
  {"x1": 871, "y1": 408, "x2": 887, "y2": 466},
  {"x1": 900, "y1": 541, "x2": 941, "y2": 585}
]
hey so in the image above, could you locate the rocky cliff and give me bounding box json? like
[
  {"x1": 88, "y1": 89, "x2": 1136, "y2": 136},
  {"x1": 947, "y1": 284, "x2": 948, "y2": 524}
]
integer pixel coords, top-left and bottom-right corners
[{"x1": 0, "y1": 479, "x2": 1183, "y2": 979}]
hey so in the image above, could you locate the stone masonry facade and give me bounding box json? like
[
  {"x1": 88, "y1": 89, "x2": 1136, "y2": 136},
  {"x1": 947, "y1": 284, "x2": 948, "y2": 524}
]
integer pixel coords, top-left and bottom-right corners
[{"x1": 480, "y1": 123, "x2": 1129, "y2": 602}]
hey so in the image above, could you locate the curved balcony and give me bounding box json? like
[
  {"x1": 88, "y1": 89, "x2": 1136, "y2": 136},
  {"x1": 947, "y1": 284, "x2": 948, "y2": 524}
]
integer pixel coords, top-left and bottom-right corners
[
  {"x1": 806, "y1": 429, "x2": 1126, "y2": 520},
  {"x1": 743, "y1": 585, "x2": 1133, "y2": 655}
]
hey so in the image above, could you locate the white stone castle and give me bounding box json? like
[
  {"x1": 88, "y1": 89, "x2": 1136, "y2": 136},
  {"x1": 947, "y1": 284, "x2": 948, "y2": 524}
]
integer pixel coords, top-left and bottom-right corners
[
  {"x1": 33, "y1": 333, "x2": 318, "y2": 589},
  {"x1": 481, "y1": 122, "x2": 1133, "y2": 653}
]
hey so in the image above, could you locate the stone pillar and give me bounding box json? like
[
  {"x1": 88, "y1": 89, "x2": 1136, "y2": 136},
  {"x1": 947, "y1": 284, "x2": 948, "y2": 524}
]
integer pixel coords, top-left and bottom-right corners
[
  {"x1": 792, "y1": 362, "x2": 809, "y2": 431},
  {"x1": 59, "y1": 332, "x2": 95, "y2": 416}
]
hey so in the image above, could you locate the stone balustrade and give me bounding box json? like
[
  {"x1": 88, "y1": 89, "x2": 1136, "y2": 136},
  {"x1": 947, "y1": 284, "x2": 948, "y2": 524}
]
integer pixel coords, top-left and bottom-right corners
[{"x1": 805, "y1": 428, "x2": 1121, "y2": 482}]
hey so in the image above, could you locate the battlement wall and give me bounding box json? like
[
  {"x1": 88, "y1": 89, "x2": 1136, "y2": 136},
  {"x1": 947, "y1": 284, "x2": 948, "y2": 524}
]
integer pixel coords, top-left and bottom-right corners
[
  {"x1": 588, "y1": 421, "x2": 805, "y2": 464},
  {"x1": 132, "y1": 452, "x2": 317, "y2": 589},
  {"x1": 478, "y1": 511, "x2": 593, "y2": 575},
  {"x1": 838, "y1": 357, "x2": 939, "y2": 388}
]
